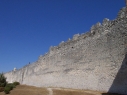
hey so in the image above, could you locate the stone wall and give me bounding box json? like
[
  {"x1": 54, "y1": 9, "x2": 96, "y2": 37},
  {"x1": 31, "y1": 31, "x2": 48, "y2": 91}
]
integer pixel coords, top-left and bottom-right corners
[{"x1": 4, "y1": 7, "x2": 127, "y2": 94}]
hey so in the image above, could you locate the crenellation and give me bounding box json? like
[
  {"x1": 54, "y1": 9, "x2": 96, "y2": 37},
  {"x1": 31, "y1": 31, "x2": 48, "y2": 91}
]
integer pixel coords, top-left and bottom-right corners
[
  {"x1": 59, "y1": 41, "x2": 65, "y2": 47},
  {"x1": 48, "y1": 7, "x2": 127, "y2": 56},
  {"x1": 102, "y1": 18, "x2": 110, "y2": 25},
  {"x1": 90, "y1": 22, "x2": 101, "y2": 34},
  {"x1": 79, "y1": 33, "x2": 86, "y2": 39},
  {"x1": 117, "y1": 7, "x2": 126, "y2": 19},
  {"x1": 68, "y1": 38, "x2": 71, "y2": 41},
  {"x1": 72, "y1": 33, "x2": 80, "y2": 40},
  {"x1": 102, "y1": 18, "x2": 111, "y2": 30}
]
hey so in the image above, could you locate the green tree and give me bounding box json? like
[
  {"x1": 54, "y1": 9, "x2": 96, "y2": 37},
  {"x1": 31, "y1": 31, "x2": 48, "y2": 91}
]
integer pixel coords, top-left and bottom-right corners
[{"x1": 0, "y1": 73, "x2": 7, "y2": 87}]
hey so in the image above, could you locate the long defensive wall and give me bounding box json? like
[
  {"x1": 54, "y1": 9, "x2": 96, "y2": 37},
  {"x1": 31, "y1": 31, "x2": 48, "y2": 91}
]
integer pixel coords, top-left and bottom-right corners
[{"x1": 4, "y1": 7, "x2": 127, "y2": 94}]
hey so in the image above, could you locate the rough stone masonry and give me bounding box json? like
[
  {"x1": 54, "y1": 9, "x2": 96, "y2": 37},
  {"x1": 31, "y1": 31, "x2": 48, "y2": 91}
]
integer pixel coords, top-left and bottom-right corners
[{"x1": 4, "y1": 7, "x2": 127, "y2": 94}]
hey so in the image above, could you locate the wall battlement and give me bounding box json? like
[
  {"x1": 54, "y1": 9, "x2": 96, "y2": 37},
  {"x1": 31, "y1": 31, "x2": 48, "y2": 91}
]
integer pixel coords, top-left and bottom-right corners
[
  {"x1": 4, "y1": 7, "x2": 127, "y2": 94},
  {"x1": 49, "y1": 7, "x2": 126, "y2": 54}
]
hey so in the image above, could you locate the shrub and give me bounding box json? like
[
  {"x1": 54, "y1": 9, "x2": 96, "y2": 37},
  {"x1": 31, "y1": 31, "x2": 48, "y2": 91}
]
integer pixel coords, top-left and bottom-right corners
[
  {"x1": 13, "y1": 81, "x2": 20, "y2": 86},
  {"x1": 10, "y1": 83, "x2": 16, "y2": 88},
  {"x1": 0, "y1": 87, "x2": 4, "y2": 92},
  {"x1": 12, "y1": 84, "x2": 16, "y2": 88},
  {"x1": 6, "y1": 84, "x2": 14, "y2": 90},
  {"x1": 4, "y1": 86, "x2": 11, "y2": 94},
  {"x1": 0, "y1": 73, "x2": 7, "y2": 87}
]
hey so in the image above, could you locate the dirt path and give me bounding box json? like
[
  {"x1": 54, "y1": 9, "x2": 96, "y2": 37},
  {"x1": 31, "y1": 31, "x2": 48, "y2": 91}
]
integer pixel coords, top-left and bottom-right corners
[
  {"x1": 47, "y1": 88, "x2": 53, "y2": 95},
  {"x1": 47, "y1": 87, "x2": 103, "y2": 95}
]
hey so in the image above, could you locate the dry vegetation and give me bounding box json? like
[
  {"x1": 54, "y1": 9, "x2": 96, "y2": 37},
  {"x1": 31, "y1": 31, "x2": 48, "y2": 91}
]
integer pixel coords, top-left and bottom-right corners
[
  {"x1": 53, "y1": 88, "x2": 101, "y2": 95},
  {"x1": 0, "y1": 85, "x2": 48, "y2": 95},
  {"x1": 0, "y1": 85, "x2": 121, "y2": 95}
]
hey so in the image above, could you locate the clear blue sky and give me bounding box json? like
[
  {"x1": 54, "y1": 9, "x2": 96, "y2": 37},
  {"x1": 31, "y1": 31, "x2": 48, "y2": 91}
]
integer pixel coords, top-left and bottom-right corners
[{"x1": 0, "y1": 0, "x2": 125, "y2": 73}]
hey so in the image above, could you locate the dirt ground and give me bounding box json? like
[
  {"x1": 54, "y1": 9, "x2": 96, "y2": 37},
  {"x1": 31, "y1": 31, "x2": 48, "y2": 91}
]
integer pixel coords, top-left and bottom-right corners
[{"x1": 0, "y1": 85, "x2": 121, "y2": 95}]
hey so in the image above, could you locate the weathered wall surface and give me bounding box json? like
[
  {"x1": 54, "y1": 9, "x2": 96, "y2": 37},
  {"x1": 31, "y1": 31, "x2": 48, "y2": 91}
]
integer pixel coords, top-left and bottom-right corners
[{"x1": 4, "y1": 7, "x2": 127, "y2": 94}]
